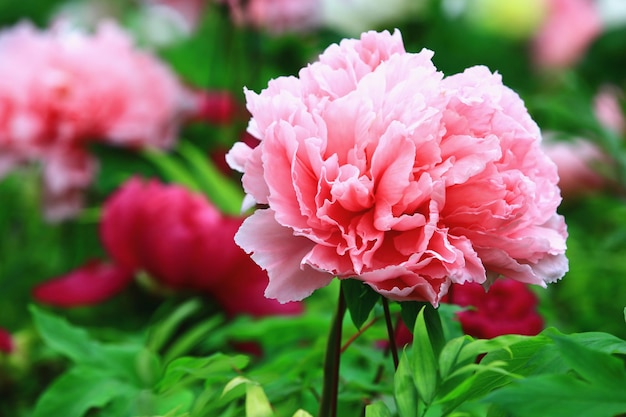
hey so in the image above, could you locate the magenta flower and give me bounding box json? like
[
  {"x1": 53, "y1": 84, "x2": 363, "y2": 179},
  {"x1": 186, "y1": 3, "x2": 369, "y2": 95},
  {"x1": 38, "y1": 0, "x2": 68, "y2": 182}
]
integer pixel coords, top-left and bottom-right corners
[
  {"x1": 0, "y1": 21, "x2": 195, "y2": 220},
  {"x1": 228, "y1": 30, "x2": 568, "y2": 306},
  {"x1": 0, "y1": 327, "x2": 13, "y2": 354},
  {"x1": 34, "y1": 177, "x2": 302, "y2": 317},
  {"x1": 448, "y1": 279, "x2": 544, "y2": 339}
]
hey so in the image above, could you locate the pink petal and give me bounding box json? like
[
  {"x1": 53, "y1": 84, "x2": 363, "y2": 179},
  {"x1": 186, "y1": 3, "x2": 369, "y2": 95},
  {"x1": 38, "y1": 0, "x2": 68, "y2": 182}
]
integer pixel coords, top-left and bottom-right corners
[
  {"x1": 235, "y1": 209, "x2": 334, "y2": 302},
  {"x1": 32, "y1": 260, "x2": 134, "y2": 307}
]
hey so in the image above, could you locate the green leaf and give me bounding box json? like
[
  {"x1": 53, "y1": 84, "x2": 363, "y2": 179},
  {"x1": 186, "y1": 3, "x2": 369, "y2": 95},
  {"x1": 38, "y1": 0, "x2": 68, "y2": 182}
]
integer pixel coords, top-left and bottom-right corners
[
  {"x1": 32, "y1": 367, "x2": 136, "y2": 417},
  {"x1": 245, "y1": 384, "x2": 274, "y2": 417},
  {"x1": 365, "y1": 401, "x2": 393, "y2": 417},
  {"x1": 30, "y1": 305, "x2": 101, "y2": 364},
  {"x1": 483, "y1": 374, "x2": 626, "y2": 417},
  {"x1": 395, "y1": 351, "x2": 418, "y2": 417},
  {"x1": 551, "y1": 335, "x2": 626, "y2": 386},
  {"x1": 292, "y1": 410, "x2": 314, "y2": 417},
  {"x1": 341, "y1": 279, "x2": 380, "y2": 329},
  {"x1": 177, "y1": 141, "x2": 245, "y2": 215},
  {"x1": 163, "y1": 315, "x2": 223, "y2": 364},
  {"x1": 142, "y1": 149, "x2": 202, "y2": 192},
  {"x1": 439, "y1": 335, "x2": 550, "y2": 414},
  {"x1": 158, "y1": 353, "x2": 250, "y2": 391},
  {"x1": 154, "y1": 389, "x2": 195, "y2": 416},
  {"x1": 401, "y1": 302, "x2": 445, "y2": 355},
  {"x1": 411, "y1": 306, "x2": 438, "y2": 405},
  {"x1": 438, "y1": 336, "x2": 471, "y2": 380},
  {"x1": 147, "y1": 298, "x2": 204, "y2": 353}
]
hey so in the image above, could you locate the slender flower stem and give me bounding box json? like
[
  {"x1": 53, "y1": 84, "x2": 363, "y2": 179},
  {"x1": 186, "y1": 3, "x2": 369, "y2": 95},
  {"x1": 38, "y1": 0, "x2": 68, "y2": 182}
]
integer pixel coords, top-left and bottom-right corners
[
  {"x1": 382, "y1": 297, "x2": 399, "y2": 370},
  {"x1": 341, "y1": 317, "x2": 378, "y2": 353},
  {"x1": 318, "y1": 286, "x2": 347, "y2": 417}
]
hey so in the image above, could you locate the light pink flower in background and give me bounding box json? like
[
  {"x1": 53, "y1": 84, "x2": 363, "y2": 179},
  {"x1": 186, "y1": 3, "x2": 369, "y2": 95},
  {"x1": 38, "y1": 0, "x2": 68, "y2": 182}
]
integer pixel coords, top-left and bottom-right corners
[
  {"x1": 143, "y1": 0, "x2": 206, "y2": 30},
  {"x1": 594, "y1": 85, "x2": 625, "y2": 134},
  {"x1": 224, "y1": 0, "x2": 322, "y2": 33},
  {"x1": 228, "y1": 30, "x2": 568, "y2": 306},
  {"x1": 0, "y1": 21, "x2": 195, "y2": 220},
  {"x1": 542, "y1": 137, "x2": 607, "y2": 198},
  {"x1": 532, "y1": 0, "x2": 602, "y2": 69}
]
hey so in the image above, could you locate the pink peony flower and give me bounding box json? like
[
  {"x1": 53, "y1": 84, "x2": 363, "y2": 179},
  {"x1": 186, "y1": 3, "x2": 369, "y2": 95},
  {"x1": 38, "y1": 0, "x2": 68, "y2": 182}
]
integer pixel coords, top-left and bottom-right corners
[
  {"x1": 228, "y1": 30, "x2": 568, "y2": 306},
  {"x1": 594, "y1": 85, "x2": 625, "y2": 134},
  {"x1": 0, "y1": 21, "x2": 195, "y2": 220},
  {"x1": 0, "y1": 327, "x2": 13, "y2": 354},
  {"x1": 542, "y1": 138, "x2": 607, "y2": 198},
  {"x1": 532, "y1": 0, "x2": 602, "y2": 69},
  {"x1": 224, "y1": 0, "x2": 322, "y2": 33},
  {"x1": 447, "y1": 279, "x2": 544, "y2": 339},
  {"x1": 34, "y1": 177, "x2": 302, "y2": 317}
]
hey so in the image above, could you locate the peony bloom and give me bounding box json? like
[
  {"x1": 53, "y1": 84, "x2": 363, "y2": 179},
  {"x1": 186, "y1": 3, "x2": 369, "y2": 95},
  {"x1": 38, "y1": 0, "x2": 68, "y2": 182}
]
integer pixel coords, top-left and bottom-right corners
[
  {"x1": 34, "y1": 177, "x2": 302, "y2": 317},
  {"x1": 228, "y1": 30, "x2": 568, "y2": 306},
  {"x1": 542, "y1": 137, "x2": 607, "y2": 198},
  {"x1": 0, "y1": 21, "x2": 195, "y2": 220},
  {"x1": 594, "y1": 85, "x2": 625, "y2": 135},
  {"x1": 447, "y1": 279, "x2": 544, "y2": 339},
  {"x1": 0, "y1": 327, "x2": 13, "y2": 354},
  {"x1": 224, "y1": 0, "x2": 322, "y2": 33},
  {"x1": 532, "y1": 0, "x2": 602, "y2": 70}
]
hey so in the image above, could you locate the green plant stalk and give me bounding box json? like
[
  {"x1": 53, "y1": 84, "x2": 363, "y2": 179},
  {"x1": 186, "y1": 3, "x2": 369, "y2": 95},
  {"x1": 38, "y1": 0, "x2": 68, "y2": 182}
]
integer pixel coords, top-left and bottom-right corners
[
  {"x1": 382, "y1": 297, "x2": 399, "y2": 370},
  {"x1": 318, "y1": 286, "x2": 347, "y2": 417}
]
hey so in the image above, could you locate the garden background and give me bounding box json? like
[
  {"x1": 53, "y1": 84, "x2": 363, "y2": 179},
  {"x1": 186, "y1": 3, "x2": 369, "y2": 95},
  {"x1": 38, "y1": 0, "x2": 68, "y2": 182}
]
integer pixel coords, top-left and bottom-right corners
[{"x1": 1, "y1": 1, "x2": 626, "y2": 416}]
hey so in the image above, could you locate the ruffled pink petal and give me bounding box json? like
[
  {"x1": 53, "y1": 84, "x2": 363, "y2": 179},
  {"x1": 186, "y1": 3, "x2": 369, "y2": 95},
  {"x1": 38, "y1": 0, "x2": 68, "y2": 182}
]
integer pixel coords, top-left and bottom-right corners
[{"x1": 235, "y1": 209, "x2": 334, "y2": 302}]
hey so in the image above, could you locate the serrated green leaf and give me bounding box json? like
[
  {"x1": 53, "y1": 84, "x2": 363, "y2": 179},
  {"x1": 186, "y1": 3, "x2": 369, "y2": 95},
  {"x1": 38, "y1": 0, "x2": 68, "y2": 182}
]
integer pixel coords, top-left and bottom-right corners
[
  {"x1": 32, "y1": 367, "x2": 136, "y2": 417},
  {"x1": 365, "y1": 401, "x2": 393, "y2": 417},
  {"x1": 341, "y1": 279, "x2": 380, "y2": 329},
  {"x1": 411, "y1": 306, "x2": 438, "y2": 404},
  {"x1": 245, "y1": 384, "x2": 274, "y2": 417},
  {"x1": 395, "y1": 351, "x2": 418, "y2": 417},
  {"x1": 483, "y1": 374, "x2": 626, "y2": 417}
]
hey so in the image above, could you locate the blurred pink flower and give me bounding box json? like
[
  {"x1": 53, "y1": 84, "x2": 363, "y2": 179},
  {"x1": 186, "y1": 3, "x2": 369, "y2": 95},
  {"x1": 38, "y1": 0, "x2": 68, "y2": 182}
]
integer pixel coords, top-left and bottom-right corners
[
  {"x1": 532, "y1": 0, "x2": 602, "y2": 69},
  {"x1": 224, "y1": 0, "x2": 322, "y2": 33},
  {"x1": 0, "y1": 21, "x2": 195, "y2": 220},
  {"x1": 32, "y1": 260, "x2": 134, "y2": 307},
  {"x1": 542, "y1": 138, "x2": 606, "y2": 198},
  {"x1": 594, "y1": 85, "x2": 625, "y2": 134},
  {"x1": 0, "y1": 327, "x2": 13, "y2": 354},
  {"x1": 447, "y1": 279, "x2": 544, "y2": 339},
  {"x1": 228, "y1": 30, "x2": 568, "y2": 306},
  {"x1": 34, "y1": 177, "x2": 302, "y2": 317}
]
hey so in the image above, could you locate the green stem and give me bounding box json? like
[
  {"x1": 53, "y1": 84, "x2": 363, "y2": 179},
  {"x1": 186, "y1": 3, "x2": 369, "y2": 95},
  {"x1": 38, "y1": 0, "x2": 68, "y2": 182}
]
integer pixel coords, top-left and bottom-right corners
[
  {"x1": 318, "y1": 286, "x2": 347, "y2": 417},
  {"x1": 382, "y1": 297, "x2": 399, "y2": 370}
]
